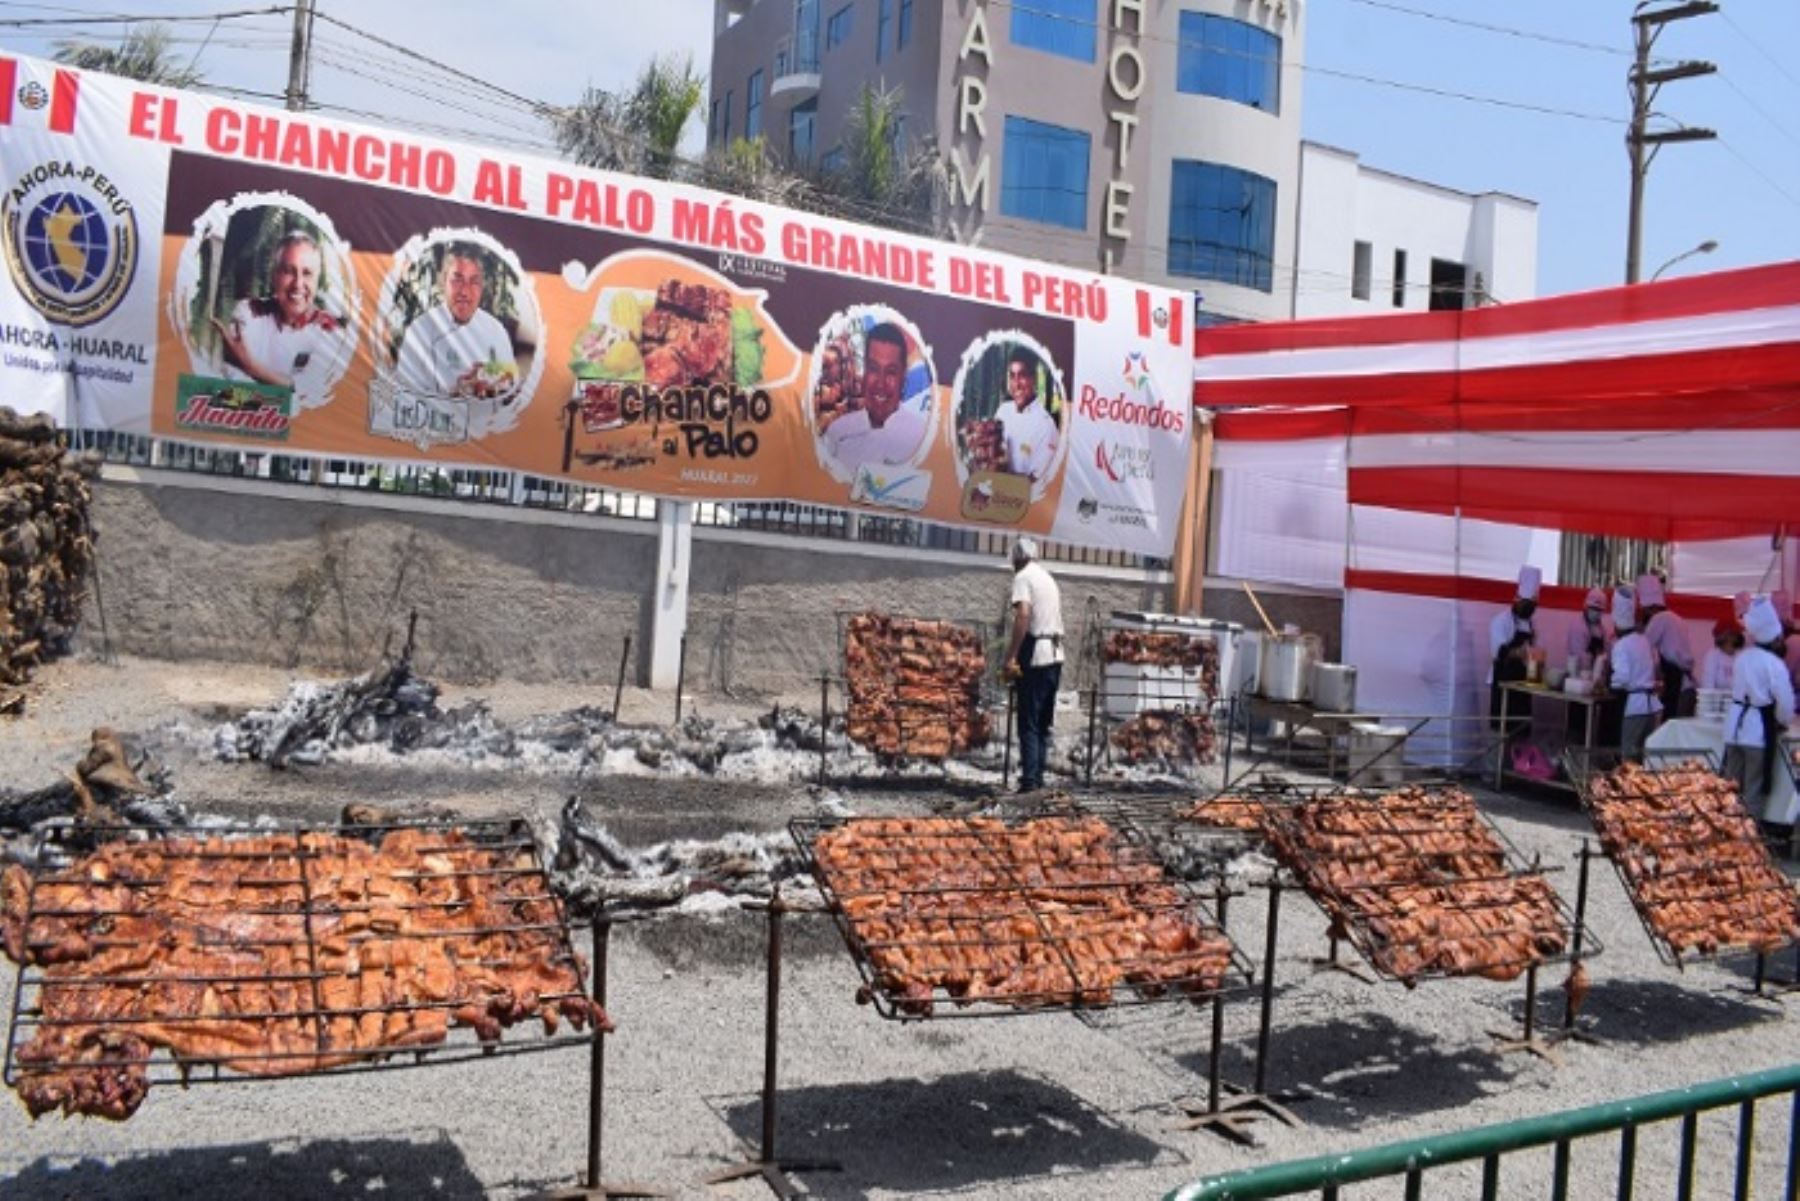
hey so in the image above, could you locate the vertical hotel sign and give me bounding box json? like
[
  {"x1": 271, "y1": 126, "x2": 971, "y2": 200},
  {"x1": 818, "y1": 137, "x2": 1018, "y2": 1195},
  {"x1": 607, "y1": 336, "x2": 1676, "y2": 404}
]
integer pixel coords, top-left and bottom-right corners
[{"x1": 1102, "y1": 0, "x2": 1145, "y2": 272}]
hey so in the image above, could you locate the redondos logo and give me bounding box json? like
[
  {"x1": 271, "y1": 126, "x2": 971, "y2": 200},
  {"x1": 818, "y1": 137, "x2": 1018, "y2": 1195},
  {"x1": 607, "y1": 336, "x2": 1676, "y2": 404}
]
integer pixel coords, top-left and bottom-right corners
[
  {"x1": 2, "y1": 160, "x2": 138, "y2": 328},
  {"x1": 1076, "y1": 383, "x2": 1186, "y2": 435}
]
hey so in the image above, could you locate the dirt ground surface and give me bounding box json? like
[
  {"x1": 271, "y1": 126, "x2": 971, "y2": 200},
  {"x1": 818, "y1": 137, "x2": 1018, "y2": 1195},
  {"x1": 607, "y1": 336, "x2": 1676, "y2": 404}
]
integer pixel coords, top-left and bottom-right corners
[{"x1": 2, "y1": 653, "x2": 1797, "y2": 1201}]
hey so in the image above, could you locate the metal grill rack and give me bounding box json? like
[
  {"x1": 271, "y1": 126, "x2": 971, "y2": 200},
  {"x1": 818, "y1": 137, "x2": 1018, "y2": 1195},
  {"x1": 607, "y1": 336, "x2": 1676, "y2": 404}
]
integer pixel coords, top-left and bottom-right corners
[
  {"x1": 822, "y1": 610, "x2": 1003, "y2": 784},
  {"x1": 1562, "y1": 751, "x2": 1800, "y2": 973},
  {"x1": 791, "y1": 810, "x2": 1256, "y2": 1021},
  {"x1": 3, "y1": 819, "x2": 601, "y2": 1114},
  {"x1": 1079, "y1": 628, "x2": 1223, "y2": 785},
  {"x1": 1261, "y1": 787, "x2": 1596, "y2": 988}
]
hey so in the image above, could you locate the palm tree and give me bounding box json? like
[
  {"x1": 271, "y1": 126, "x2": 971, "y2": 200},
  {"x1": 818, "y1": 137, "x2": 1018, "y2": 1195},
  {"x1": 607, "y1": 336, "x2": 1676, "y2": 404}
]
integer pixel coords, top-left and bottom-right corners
[
  {"x1": 704, "y1": 136, "x2": 808, "y2": 208},
  {"x1": 54, "y1": 23, "x2": 204, "y2": 88},
  {"x1": 819, "y1": 83, "x2": 948, "y2": 236},
  {"x1": 551, "y1": 55, "x2": 705, "y2": 180}
]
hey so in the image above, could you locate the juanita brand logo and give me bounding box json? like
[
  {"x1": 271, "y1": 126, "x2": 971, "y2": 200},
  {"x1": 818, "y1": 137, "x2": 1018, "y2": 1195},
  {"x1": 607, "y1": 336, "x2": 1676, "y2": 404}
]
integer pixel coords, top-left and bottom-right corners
[{"x1": 174, "y1": 375, "x2": 293, "y2": 440}]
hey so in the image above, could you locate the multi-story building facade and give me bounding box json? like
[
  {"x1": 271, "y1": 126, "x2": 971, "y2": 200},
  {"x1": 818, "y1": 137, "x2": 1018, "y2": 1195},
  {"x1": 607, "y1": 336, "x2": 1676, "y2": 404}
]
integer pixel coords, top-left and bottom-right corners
[{"x1": 709, "y1": 0, "x2": 1536, "y2": 325}]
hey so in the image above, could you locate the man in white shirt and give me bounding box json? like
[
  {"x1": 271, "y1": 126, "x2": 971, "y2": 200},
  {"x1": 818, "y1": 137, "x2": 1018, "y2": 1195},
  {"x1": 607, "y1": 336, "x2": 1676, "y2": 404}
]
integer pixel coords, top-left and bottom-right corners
[
  {"x1": 394, "y1": 246, "x2": 519, "y2": 399},
  {"x1": 212, "y1": 231, "x2": 347, "y2": 409},
  {"x1": 1002, "y1": 538, "x2": 1065, "y2": 793},
  {"x1": 1637, "y1": 573, "x2": 1694, "y2": 718},
  {"x1": 1724, "y1": 596, "x2": 1797, "y2": 818},
  {"x1": 1609, "y1": 585, "x2": 1662, "y2": 761},
  {"x1": 823, "y1": 323, "x2": 927, "y2": 475},
  {"x1": 995, "y1": 347, "x2": 1059, "y2": 482}
]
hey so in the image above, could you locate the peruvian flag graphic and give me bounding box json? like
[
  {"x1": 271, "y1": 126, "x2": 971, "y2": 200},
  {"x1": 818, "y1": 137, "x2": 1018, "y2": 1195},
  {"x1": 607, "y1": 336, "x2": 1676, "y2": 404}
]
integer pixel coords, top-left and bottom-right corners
[
  {"x1": 1133, "y1": 287, "x2": 1185, "y2": 347},
  {"x1": 0, "y1": 57, "x2": 80, "y2": 134}
]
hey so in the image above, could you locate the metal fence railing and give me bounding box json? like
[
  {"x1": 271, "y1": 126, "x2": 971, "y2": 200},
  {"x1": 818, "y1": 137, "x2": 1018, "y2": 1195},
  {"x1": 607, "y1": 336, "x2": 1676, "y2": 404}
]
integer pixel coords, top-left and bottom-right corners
[
  {"x1": 1166, "y1": 1061, "x2": 1800, "y2": 1201},
  {"x1": 78, "y1": 431, "x2": 1159, "y2": 571}
]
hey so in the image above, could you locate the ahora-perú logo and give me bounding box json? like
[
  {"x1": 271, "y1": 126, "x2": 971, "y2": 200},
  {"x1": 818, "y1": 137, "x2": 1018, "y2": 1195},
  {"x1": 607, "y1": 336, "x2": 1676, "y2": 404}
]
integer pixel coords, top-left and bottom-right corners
[
  {"x1": 1076, "y1": 383, "x2": 1185, "y2": 435},
  {"x1": 2, "y1": 160, "x2": 138, "y2": 328}
]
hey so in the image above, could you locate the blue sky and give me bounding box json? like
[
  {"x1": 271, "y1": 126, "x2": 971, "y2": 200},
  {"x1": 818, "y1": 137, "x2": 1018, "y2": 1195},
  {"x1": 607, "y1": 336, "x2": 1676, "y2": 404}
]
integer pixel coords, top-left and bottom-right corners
[{"x1": 3, "y1": 0, "x2": 1796, "y2": 298}]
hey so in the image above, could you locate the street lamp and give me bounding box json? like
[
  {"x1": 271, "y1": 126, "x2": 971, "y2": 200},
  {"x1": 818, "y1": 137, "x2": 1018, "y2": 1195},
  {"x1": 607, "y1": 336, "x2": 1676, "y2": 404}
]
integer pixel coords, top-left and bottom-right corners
[{"x1": 1650, "y1": 239, "x2": 1719, "y2": 281}]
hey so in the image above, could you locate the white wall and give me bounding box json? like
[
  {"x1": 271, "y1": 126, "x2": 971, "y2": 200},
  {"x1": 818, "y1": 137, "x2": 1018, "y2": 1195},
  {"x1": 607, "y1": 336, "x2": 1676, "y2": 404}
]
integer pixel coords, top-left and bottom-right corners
[{"x1": 1294, "y1": 142, "x2": 1539, "y2": 318}]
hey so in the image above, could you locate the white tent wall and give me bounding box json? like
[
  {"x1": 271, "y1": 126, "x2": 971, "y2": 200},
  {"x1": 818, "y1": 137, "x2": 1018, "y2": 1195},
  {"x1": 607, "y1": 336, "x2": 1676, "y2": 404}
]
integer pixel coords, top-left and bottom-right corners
[
  {"x1": 1671, "y1": 535, "x2": 1796, "y2": 599},
  {"x1": 1211, "y1": 436, "x2": 1347, "y2": 591}
]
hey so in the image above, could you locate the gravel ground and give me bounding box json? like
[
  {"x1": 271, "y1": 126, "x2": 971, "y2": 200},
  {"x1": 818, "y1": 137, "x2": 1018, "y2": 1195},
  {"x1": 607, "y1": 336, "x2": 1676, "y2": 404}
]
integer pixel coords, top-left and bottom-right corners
[{"x1": 1, "y1": 655, "x2": 1797, "y2": 1200}]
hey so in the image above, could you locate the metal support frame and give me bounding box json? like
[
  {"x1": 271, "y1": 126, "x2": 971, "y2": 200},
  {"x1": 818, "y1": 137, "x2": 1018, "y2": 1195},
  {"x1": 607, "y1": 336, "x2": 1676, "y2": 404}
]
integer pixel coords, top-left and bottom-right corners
[
  {"x1": 1177, "y1": 881, "x2": 1307, "y2": 1145},
  {"x1": 817, "y1": 672, "x2": 831, "y2": 787},
  {"x1": 542, "y1": 920, "x2": 667, "y2": 1199},
  {"x1": 611, "y1": 636, "x2": 632, "y2": 722},
  {"x1": 704, "y1": 895, "x2": 841, "y2": 1198},
  {"x1": 1548, "y1": 840, "x2": 1604, "y2": 1048}
]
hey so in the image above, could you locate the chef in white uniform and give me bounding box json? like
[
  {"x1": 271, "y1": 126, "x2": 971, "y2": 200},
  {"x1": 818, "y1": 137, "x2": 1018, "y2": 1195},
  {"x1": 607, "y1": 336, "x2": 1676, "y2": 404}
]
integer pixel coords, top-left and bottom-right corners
[
  {"x1": 395, "y1": 246, "x2": 518, "y2": 399},
  {"x1": 995, "y1": 346, "x2": 1059, "y2": 482},
  {"x1": 1609, "y1": 585, "x2": 1661, "y2": 761},
  {"x1": 1723, "y1": 596, "x2": 1796, "y2": 823},
  {"x1": 822, "y1": 323, "x2": 928, "y2": 475},
  {"x1": 1637, "y1": 574, "x2": 1694, "y2": 718},
  {"x1": 1565, "y1": 587, "x2": 1613, "y2": 674},
  {"x1": 1697, "y1": 618, "x2": 1742, "y2": 693},
  {"x1": 1489, "y1": 566, "x2": 1540, "y2": 744}
]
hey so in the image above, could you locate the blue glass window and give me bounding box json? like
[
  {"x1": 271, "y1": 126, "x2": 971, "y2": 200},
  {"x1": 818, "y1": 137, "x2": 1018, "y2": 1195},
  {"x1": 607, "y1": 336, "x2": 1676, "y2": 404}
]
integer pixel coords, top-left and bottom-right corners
[
  {"x1": 827, "y1": 4, "x2": 853, "y2": 50},
  {"x1": 1168, "y1": 160, "x2": 1276, "y2": 291},
  {"x1": 789, "y1": 98, "x2": 817, "y2": 165},
  {"x1": 821, "y1": 147, "x2": 846, "y2": 173},
  {"x1": 1010, "y1": 0, "x2": 1095, "y2": 63},
  {"x1": 794, "y1": 0, "x2": 820, "y2": 72},
  {"x1": 1002, "y1": 116, "x2": 1090, "y2": 230},
  {"x1": 746, "y1": 70, "x2": 764, "y2": 140},
  {"x1": 1176, "y1": 13, "x2": 1281, "y2": 112},
  {"x1": 899, "y1": 0, "x2": 913, "y2": 48},
  {"x1": 878, "y1": 0, "x2": 892, "y2": 61}
]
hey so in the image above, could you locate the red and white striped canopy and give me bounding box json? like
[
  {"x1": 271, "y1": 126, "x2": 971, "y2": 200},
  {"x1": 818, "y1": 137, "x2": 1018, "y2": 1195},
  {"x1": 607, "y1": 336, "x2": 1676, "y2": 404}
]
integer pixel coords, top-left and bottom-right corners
[{"x1": 1196, "y1": 262, "x2": 1800, "y2": 542}]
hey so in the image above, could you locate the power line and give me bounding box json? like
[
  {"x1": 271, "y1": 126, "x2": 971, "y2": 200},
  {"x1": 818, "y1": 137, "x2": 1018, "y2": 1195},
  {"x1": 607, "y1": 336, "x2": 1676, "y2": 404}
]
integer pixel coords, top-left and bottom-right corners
[
  {"x1": 306, "y1": 8, "x2": 551, "y2": 116},
  {"x1": 0, "y1": 6, "x2": 285, "y2": 28},
  {"x1": 989, "y1": 0, "x2": 1626, "y2": 124},
  {"x1": 1719, "y1": 10, "x2": 1800, "y2": 96},
  {"x1": 1342, "y1": 0, "x2": 1634, "y2": 58},
  {"x1": 1718, "y1": 74, "x2": 1800, "y2": 157},
  {"x1": 1717, "y1": 138, "x2": 1800, "y2": 211}
]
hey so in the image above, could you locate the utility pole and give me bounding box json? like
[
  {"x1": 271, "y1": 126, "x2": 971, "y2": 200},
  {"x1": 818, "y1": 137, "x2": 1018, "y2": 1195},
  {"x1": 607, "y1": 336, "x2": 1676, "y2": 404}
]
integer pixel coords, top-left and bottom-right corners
[
  {"x1": 285, "y1": 0, "x2": 315, "y2": 112},
  {"x1": 1625, "y1": 1, "x2": 1717, "y2": 283}
]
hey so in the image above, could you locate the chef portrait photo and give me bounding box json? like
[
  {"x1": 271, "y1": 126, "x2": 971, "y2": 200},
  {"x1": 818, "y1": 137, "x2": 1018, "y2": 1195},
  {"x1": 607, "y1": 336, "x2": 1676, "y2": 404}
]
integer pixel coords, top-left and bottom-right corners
[
  {"x1": 951, "y1": 332, "x2": 1067, "y2": 500},
  {"x1": 175, "y1": 197, "x2": 357, "y2": 411},
  {"x1": 372, "y1": 230, "x2": 542, "y2": 442},
  {"x1": 809, "y1": 306, "x2": 936, "y2": 483}
]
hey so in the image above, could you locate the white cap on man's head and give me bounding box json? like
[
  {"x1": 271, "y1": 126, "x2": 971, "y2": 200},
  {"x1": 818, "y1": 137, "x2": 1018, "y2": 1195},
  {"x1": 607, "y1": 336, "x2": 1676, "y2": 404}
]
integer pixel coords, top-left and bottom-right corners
[
  {"x1": 1516, "y1": 566, "x2": 1542, "y2": 602},
  {"x1": 1636, "y1": 574, "x2": 1666, "y2": 608},
  {"x1": 1612, "y1": 586, "x2": 1638, "y2": 631},
  {"x1": 1012, "y1": 537, "x2": 1039, "y2": 565},
  {"x1": 1746, "y1": 596, "x2": 1784, "y2": 645}
]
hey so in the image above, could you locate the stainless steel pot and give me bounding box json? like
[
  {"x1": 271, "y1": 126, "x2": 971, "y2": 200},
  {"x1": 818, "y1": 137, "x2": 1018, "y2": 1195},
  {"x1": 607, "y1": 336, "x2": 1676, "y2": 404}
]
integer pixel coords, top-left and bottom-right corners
[
  {"x1": 1258, "y1": 633, "x2": 1319, "y2": 702},
  {"x1": 1310, "y1": 662, "x2": 1358, "y2": 712}
]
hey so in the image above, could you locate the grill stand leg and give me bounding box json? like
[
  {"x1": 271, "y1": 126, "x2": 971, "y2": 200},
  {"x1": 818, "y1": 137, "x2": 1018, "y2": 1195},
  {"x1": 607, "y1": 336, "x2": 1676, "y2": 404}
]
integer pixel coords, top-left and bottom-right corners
[
  {"x1": 1084, "y1": 686, "x2": 1099, "y2": 788},
  {"x1": 541, "y1": 920, "x2": 668, "y2": 1199},
  {"x1": 705, "y1": 895, "x2": 841, "y2": 1198},
  {"x1": 1310, "y1": 932, "x2": 1373, "y2": 984},
  {"x1": 817, "y1": 673, "x2": 830, "y2": 788},
  {"x1": 1177, "y1": 881, "x2": 1307, "y2": 1145},
  {"x1": 1548, "y1": 840, "x2": 1603, "y2": 1048},
  {"x1": 1489, "y1": 962, "x2": 1564, "y2": 1066}
]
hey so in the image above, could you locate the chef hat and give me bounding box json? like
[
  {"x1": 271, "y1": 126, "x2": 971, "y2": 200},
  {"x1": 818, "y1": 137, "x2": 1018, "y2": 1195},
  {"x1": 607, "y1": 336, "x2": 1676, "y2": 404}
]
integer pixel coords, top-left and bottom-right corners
[
  {"x1": 1011, "y1": 537, "x2": 1039, "y2": 565},
  {"x1": 1635, "y1": 574, "x2": 1665, "y2": 608},
  {"x1": 1733, "y1": 591, "x2": 1753, "y2": 620},
  {"x1": 1584, "y1": 587, "x2": 1607, "y2": 611},
  {"x1": 1611, "y1": 585, "x2": 1638, "y2": 631},
  {"x1": 1516, "y1": 566, "x2": 1542, "y2": 602},
  {"x1": 1746, "y1": 596, "x2": 1784, "y2": 645}
]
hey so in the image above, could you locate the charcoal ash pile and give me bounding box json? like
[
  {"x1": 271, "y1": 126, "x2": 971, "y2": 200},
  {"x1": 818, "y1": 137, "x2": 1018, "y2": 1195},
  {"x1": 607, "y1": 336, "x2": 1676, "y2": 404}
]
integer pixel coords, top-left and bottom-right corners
[
  {"x1": 1, "y1": 407, "x2": 101, "y2": 715},
  {"x1": 1, "y1": 729, "x2": 193, "y2": 866},
  {"x1": 537, "y1": 795, "x2": 827, "y2": 919}
]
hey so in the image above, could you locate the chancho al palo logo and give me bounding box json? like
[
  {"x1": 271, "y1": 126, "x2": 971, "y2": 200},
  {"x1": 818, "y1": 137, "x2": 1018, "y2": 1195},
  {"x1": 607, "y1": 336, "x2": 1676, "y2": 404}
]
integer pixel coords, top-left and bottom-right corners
[{"x1": 2, "y1": 160, "x2": 138, "y2": 327}]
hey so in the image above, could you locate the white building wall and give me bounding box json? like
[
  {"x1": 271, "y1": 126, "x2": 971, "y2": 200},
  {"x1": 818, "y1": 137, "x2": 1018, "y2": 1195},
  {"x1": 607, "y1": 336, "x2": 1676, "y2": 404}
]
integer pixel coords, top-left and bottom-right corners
[{"x1": 1294, "y1": 142, "x2": 1539, "y2": 319}]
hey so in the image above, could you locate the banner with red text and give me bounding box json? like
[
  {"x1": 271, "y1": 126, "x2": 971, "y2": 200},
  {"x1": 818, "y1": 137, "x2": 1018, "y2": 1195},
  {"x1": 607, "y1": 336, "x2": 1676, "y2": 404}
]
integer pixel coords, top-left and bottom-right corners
[{"x1": 0, "y1": 54, "x2": 1193, "y2": 555}]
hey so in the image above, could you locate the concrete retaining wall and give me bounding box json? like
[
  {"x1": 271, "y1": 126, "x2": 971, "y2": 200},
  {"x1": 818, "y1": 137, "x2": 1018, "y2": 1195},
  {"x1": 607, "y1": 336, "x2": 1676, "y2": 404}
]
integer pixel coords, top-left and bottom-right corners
[{"x1": 83, "y1": 469, "x2": 1342, "y2": 693}]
